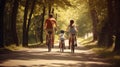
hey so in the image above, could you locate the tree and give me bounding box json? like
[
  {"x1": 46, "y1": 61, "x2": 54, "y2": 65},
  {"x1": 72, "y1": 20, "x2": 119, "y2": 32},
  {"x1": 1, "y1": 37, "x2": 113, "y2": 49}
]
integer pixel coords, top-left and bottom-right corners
[
  {"x1": 2, "y1": 0, "x2": 20, "y2": 46},
  {"x1": 22, "y1": 0, "x2": 36, "y2": 47},
  {"x1": 113, "y1": 0, "x2": 120, "y2": 52},
  {"x1": 88, "y1": 0, "x2": 99, "y2": 41},
  {"x1": 90, "y1": 9, "x2": 98, "y2": 41},
  {"x1": 97, "y1": 0, "x2": 114, "y2": 47},
  {"x1": 0, "y1": 0, "x2": 6, "y2": 47},
  {"x1": 11, "y1": 0, "x2": 20, "y2": 46},
  {"x1": 22, "y1": 0, "x2": 29, "y2": 47},
  {"x1": 40, "y1": 2, "x2": 46, "y2": 43}
]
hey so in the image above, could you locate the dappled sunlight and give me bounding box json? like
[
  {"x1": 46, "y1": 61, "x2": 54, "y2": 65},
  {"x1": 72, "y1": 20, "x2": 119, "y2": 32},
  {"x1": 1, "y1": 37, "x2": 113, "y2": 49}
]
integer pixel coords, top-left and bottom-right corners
[
  {"x1": 0, "y1": 59, "x2": 112, "y2": 67},
  {"x1": 1, "y1": 0, "x2": 120, "y2": 66},
  {"x1": 0, "y1": 44, "x2": 113, "y2": 67},
  {"x1": 0, "y1": 38, "x2": 116, "y2": 67},
  {"x1": 1, "y1": 37, "x2": 115, "y2": 67}
]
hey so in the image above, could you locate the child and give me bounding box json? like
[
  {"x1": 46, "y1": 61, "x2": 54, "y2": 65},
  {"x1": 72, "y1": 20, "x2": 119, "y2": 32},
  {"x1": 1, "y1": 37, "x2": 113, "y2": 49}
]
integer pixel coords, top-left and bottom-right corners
[
  {"x1": 66, "y1": 20, "x2": 78, "y2": 49},
  {"x1": 59, "y1": 30, "x2": 66, "y2": 48}
]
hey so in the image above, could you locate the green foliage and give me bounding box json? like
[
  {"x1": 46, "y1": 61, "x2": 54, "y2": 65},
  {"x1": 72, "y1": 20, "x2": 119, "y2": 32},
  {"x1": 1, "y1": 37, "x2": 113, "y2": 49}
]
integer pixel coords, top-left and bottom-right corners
[
  {"x1": 76, "y1": 12, "x2": 92, "y2": 36},
  {"x1": 55, "y1": 0, "x2": 92, "y2": 37},
  {"x1": 88, "y1": 0, "x2": 108, "y2": 32},
  {"x1": 28, "y1": 32, "x2": 36, "y2": 44},
  {"x1": 16, "y1": 0, "x2": 93, "y2": 44}
]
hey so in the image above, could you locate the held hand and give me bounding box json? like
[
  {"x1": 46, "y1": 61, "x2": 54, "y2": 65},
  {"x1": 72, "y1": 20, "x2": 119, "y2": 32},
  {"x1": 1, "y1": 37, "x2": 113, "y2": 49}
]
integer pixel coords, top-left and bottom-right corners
[
  {"x1": 55, "y1": 26, "x2": 60, "y2": 31},
  {"x1": 54, "y1": 27, "x2": 59, "y2": 34},
  {"x1": 44, "y1": 27, "x2": 46, "y2": 30},
  {"x1": 55, "y1": 27, "x2": 57, "y2": 32}
]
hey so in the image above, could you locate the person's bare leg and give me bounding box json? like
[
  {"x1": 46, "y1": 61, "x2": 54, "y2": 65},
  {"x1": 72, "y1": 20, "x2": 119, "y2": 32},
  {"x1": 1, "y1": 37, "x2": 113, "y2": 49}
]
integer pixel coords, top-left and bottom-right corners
[
  {"x1": 52, "y1": 33, "x2": 54, "y2": 48},
  {"x1": 69, "y1": 37, "x2": 71, "y2": 49},
  {"x1": 59, "y1": 41, "x2": 60, "y2": 48},
  {"x1": 46, "y1": 35, "x2": 48, "y2": 45},
  {"x1": 75, "y1": 36, "x2": 77, "y2": 46},
  {"x1": 60, "y1": 41, "x2": 62, "y2": 48}
]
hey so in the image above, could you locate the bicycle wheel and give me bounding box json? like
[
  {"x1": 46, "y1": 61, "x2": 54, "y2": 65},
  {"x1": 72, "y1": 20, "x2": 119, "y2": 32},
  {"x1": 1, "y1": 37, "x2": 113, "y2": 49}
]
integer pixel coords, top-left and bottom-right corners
[
  {"x1": 60, "y1": 43, "x2": 62, "y2": 52},
  {"x1": 71, "y1": 39, "x2": 75, "y2": 53},
  {"x1": 61, "y1": 41, "x2": 65, "y2": 52},
  {"x1": 48, "y1": 40, "x2": 51, "y2": 52}
]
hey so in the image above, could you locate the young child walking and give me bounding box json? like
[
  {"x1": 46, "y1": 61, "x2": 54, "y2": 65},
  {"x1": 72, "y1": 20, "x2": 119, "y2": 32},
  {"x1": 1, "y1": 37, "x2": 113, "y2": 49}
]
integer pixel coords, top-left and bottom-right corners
[{"x1": 59, "y1": 30, "x2": 66, "y2": 49}]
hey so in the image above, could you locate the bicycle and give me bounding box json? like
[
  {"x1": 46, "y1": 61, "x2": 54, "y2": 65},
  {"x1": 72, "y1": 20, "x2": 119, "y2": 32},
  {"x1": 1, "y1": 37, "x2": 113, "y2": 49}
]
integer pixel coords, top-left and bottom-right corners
[
  {"x1": 60, "y1": 39, "x2": 65, "y2": 52},
  {"x1": 70, "y1": 34, "x2": 76, "y2": 53},
  {"x1": 47, "y1": 31, "x2": 53, "y2": 52}
]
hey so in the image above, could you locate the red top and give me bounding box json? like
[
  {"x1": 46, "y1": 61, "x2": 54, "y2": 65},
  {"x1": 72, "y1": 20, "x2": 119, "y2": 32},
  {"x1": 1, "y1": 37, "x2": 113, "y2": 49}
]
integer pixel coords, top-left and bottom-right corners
[{"x1": 45, "y1": 18, "x2": 56, "y2": 29}]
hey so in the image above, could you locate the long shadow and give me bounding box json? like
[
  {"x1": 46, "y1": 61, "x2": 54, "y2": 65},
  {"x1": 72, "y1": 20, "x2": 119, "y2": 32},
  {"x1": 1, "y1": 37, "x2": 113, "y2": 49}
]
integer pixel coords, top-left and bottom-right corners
[
  {"x1": 0, "y1": 49, "x2": 111, "y2": 62},
  {"x1": 0, "y1": 50, "x2": 98, "y2": 61},
  {"x1": 0, "y1": 48, "x2": 13, "y2": 54},
  {"x1": 0, "y1": 45, "x2": 115, "y2": 67},
  {"x1": 16, "y1": 63, "x2": 114, "y2": 67}
]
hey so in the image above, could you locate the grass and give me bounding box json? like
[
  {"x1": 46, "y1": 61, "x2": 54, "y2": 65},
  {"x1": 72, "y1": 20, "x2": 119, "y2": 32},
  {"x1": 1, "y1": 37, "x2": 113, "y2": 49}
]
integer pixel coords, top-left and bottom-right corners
[
  {"x1": 80, "y1": 37, "x2": 120, "y2": 66},
  {"x1": 80, "y1": 36, "x2": 93, "y2": 45},
  {"x1": 3, "y1": 44, "x2": 26, "y2": 51}
]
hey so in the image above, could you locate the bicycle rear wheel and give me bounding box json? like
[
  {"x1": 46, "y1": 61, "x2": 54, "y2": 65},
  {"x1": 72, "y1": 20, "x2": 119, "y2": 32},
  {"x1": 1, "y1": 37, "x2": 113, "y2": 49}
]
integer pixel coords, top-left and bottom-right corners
[
  {"x1": 48, "y1": 40, "x2": 51, "y2": 52},
  {"x1": 71, "y1": 39, "x2": 75, "y2": 53},
  {"x1": 61, "y1": 42, "x2": 65, "y2": 52}
]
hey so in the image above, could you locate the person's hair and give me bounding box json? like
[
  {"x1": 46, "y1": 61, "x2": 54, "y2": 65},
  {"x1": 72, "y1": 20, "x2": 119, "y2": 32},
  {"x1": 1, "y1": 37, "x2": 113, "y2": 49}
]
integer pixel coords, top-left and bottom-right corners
[
  {"x1": 49, "y1": 14, "x2": 53, "y2": 18},
  {"x1": 70, "y1": 20, "x2": 74, "y2": 26},
  {"x1": 60, "y1": 30, "x2": 64, "y2": 33}
]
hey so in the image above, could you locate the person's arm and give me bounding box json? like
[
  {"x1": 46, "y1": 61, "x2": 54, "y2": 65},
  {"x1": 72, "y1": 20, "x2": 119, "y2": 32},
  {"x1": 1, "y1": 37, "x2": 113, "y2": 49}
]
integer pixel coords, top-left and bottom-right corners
[
  {"x1": 66, "y1": 25, "x2": 69, "y2": 32},
  {"x1": 44, "y1": 19, "x2": 47, "y2": 30},
  {"x1": 75, "y1": 25, "x2": 78, "y2": 32},
  {"x1": 73, "y1": 24, "x2": 78, "y2": 32},
  {"x1": 53, "y1": 18, "x2": 57, "y2": 27},
  {"x1": 52, "y1": 18, "x2": 58, "y2": 31}
]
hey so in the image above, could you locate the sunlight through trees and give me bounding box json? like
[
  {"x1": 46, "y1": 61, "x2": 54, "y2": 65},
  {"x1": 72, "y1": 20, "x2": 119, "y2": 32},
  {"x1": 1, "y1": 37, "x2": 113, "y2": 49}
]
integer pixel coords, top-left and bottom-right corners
[{"x1": 1, "y1": 0, "x2": 120, "y2": 52}]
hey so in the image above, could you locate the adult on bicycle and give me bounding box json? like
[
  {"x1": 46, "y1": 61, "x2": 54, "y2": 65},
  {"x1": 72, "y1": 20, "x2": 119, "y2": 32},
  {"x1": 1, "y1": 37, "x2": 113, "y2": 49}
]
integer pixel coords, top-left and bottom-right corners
[
  {"x1": 66, "y1": 20, "x2": 78, "y2": 49},
  {"x1": 44, "y1": 14, "x2": 57, "y2": 48}
]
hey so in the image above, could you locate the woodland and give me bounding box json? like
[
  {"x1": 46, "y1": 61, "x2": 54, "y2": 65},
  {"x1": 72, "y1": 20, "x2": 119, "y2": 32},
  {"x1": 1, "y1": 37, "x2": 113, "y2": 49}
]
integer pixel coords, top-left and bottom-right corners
[{"x1": 0, "y1": 0, "x2": 120, "y2": 52}]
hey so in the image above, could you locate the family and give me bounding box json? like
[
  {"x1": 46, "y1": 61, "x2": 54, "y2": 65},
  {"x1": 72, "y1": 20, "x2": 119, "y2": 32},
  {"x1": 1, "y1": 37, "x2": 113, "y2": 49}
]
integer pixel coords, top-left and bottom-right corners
[{"x1": 44, "y1": 14, "x2": 78, "y2": 51}]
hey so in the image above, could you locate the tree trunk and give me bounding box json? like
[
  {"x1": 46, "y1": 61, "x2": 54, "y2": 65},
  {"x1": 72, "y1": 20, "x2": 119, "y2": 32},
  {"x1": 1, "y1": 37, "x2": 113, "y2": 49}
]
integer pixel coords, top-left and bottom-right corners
[
  {"x1": 3, "y1": 1, "x2": 14, "y2": 46},
  {"x1": 90, "y1": 10, "x2": 98, "y2": 41},
  {"x1": 26, "y1": 0, "x2": 36, "y2": 44},
  {"x1": 22, "y1": 0, "x2": 36, "y2": 47},
  {"x1": 106, "y1": 0, "x2": 114, "y2": 47},
  {"x1": 48, "y1": 4, "x2": 51, "y2": 15},
  {"x1": 98, "y1": 0, "x2": 114, "y2": 47},
  {"x1": 113, "y1": 0, "x2": 120, "y2": 52},
  {"x1": 22, "y1": 0, "x2": 29, "y2": 47},
  {"x1": 11, "y1": 0, "x2": 19, "y2": 46},
  {"x1": 0, "y1": 0, "x2": 6, "y2": 47},
  {"x1": 40, "y1": 5, "x2": 45, "y2": 43},
  {"x1": 98, "y1": 25, "x2": 110, "y2": 47},
  {"x1": 88, "y1": 0, "x2": 98, "y2": 41}
]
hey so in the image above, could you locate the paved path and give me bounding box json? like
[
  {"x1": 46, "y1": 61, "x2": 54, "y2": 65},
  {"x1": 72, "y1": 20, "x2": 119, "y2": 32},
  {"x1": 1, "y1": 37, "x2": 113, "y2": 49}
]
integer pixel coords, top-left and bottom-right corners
[{"x1": 0, "y1": 40, "x2": 113, "y2": 67}]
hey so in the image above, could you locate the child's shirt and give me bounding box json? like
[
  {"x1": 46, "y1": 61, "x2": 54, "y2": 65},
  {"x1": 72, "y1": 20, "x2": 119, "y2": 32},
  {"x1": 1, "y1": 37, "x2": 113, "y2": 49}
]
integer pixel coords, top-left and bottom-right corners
[{"x1": 59, "y1": 33, "x2": 65, "y2": 40}]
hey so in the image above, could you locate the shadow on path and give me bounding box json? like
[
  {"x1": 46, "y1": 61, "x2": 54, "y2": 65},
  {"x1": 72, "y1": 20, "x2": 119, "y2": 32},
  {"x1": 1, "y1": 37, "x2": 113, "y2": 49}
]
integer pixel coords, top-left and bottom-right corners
[{"x1": 0, "y1": 44, "x2": 115, "y2": 67}]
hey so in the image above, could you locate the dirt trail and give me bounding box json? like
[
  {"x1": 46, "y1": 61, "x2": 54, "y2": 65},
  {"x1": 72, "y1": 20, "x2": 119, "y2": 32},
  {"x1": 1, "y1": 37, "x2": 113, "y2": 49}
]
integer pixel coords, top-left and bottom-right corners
[{"x1": 0, "y1": 40, "x2": 113, "y2": 67}]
